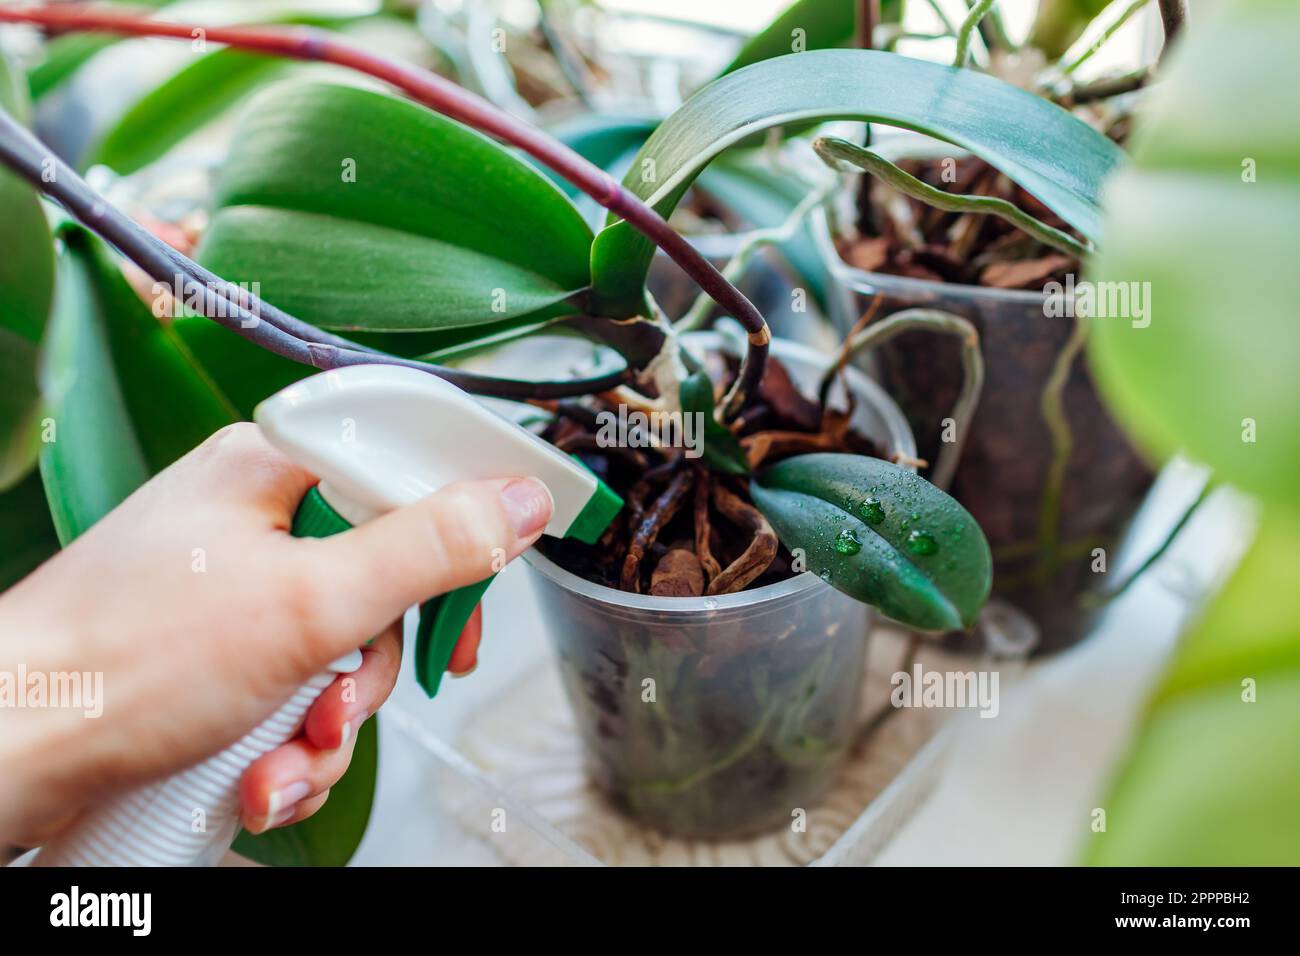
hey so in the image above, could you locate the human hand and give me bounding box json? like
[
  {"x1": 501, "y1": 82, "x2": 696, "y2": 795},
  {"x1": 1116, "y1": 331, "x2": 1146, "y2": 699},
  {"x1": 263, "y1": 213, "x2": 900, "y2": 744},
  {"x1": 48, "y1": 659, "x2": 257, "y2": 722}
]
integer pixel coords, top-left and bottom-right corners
[{"x1": 0, "y1": 422, "x2": 552, "y2": 844}]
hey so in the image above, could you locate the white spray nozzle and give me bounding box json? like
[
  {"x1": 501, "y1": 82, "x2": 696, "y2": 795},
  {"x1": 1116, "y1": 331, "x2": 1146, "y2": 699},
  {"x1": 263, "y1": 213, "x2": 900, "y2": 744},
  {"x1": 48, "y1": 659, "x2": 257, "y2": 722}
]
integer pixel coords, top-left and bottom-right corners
[{"x1": 254, "y1": 364, "x2": 616, "y2": 538}]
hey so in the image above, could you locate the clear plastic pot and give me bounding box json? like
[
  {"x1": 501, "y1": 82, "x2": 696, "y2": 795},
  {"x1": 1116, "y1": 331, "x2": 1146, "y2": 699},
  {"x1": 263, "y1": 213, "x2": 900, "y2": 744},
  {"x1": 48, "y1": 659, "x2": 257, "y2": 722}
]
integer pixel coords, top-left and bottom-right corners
[
  {"x1": 523, "y1": 336, "x2": 916, "y2": 839},
  {"x1": 812, "y1": 207, "x2": 1153, "y2": 651}
]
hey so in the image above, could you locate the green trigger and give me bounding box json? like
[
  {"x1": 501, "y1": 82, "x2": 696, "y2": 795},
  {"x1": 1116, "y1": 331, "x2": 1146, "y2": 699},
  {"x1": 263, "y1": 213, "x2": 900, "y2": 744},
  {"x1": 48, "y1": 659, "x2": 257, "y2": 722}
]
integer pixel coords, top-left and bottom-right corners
[{"x1": 414, "y1": 576, "x2": 495, "y2": 697}]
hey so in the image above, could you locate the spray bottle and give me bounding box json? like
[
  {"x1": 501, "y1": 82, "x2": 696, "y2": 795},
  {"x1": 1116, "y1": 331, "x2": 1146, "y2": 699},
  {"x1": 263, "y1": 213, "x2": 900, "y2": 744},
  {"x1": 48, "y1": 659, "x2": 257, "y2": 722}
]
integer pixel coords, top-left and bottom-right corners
[{"x1": 31, "y1": 364, "x2": 621, "y2": 866}]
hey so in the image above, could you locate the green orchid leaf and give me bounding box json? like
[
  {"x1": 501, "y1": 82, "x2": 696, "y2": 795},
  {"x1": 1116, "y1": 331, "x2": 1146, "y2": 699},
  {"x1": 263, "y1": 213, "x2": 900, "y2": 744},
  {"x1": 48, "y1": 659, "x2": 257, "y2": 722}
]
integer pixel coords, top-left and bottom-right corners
[
  {"x1": 83, "y1": 13, "x2": 432, "y2": 176},
  {"x1": 26, "y1": 0, "x2": 170, "y2": 100},
  {"x1": 0, "y1": 468, "x2": 59, "y2": 594},
  {"x1": 87, "y1": 48, "x2": 287, "y2": 175},
  {"x1": 590, "y1": 49, "x2": 1123, "y2": 317},
  {"x1": 39, "y1": 237, "x2": 150, "y2": 543},
  {"x1": 172, "y1": 317, "x2": 312, "y2": 421},
  {"x1": 1, "y1": 57, "x2": 56, "y2": 491},
  {"x1": 1084, "y1": 510, "x2": 1300, "y2": 865},
  {"x1": 198, "y1": 81, "x2": 592, "y2": 333},
  {"x1": 1081, "y1": 0, "x2": 1300, "y2": 865},
  {"x1": 201, "y1": 205, "x2": 582, "y2": 332},
  {"x1": 233, "y1": 714, "x2": 378, "y2": 867},
  {"x1": 1086, "y1": 0, "x2": 1300, "y2": 511},
  {"x1": 719, "y1": 0, "x2": 902, "y2": 76},
  {"x1": 0, "y1": 329, "x2": 44, "y2": 491},
  {"x1": 679, "y1": 371, "x2": 750, "y2": 476},
  {"x1": 39, "y1": 229, "x2": 236, "y2": 542},
  {"x1": 28, "y1": 34, "x2": 121, "y2": 101},
  {"x1": 750, "y1": 453, "x2": 991, "y2": 630}
]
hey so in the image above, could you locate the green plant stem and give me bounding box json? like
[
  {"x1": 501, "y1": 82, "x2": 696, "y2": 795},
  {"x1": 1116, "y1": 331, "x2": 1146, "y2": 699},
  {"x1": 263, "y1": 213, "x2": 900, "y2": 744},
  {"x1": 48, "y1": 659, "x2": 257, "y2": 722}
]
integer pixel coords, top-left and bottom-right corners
[
  {"x1": 0, "y1": 3, "x2": 771, "y2": 415},
  {"x1": 968, "y1": 0, "x2": 1015, "y2": 53},
  {"x1": 826, "y1": 309, "x2": 984, "y2": 490},
  {"x1": 1035, "y1": 312, "x2": 1088, "y2": 582},
  {"x1": 0, "y1": 106, "x2": 624, "y2": 400},
  {"x1": 1060, "y1": 0, "x2": 1150, "y2": 75},
  {"x1": 815, "y1": 137, "x2": 1092, "y2": 259},
  {"x1": 953, "y1": 0, "x2": 997, "y2": 66}
]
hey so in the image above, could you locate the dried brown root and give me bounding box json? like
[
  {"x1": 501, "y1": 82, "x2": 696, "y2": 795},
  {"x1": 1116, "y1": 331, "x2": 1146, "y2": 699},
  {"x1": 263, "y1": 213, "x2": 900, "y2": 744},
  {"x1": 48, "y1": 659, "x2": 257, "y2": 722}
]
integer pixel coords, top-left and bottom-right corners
[
  {"x1": 707, "y1": 484, "x2": 779, "y2": 595},
  {"x1": 621, "y1": 468, "x2": 695, "y2": 593},
  {"x1": 626, "y1": 455, "x2": 681, "y2": 525},
  {"x1": 693, "y1": 469, "x2": 723, "y2": 587},
  {"x1": 650, "y1": 547, "x2": 706, "y2": 597}
]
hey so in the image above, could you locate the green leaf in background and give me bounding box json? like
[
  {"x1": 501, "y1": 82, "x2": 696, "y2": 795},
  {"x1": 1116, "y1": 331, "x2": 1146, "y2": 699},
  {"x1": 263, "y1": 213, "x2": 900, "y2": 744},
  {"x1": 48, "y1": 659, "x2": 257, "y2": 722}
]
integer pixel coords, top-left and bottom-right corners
[
  {"x1": 233, "y1": 714, "x2": 378, "y2": 867},
  {"x1": 25, "y1": 0, "x2": 170, "y2": 100},
  {"x1": 719, "y1": 0, "x2": 901, "y2": 76},
  {"x1": 590, "y1": 49, "x2": 1124, "y2": 317},
  {"x1": 171, "y1": 316, "x2": 310, "y2": 421},
  {"x1": 1, "y1": 51, "x2": 56, "y2": 491},
  {"x1": 86, "y1": 48, "x2": 287, "y2": 175},
  {"x1": 1082, "y1": 0, "x2": 1300, "y2": 866},
  {"x1": 679, "y1": 371, "x2": 750, "y2": 476},
  {"x1": 39, "y1": 228, "x2": 236, "y2": 542},
  {"x1": 81, "y1": 12, "x2": 430, "y2": 176},
  {"x1": 198, "y1": 81, "x2": 592, "y2": 332},
  {"x1": 1084, "y1": 510, "x2": 1300, "y2": 865},
  {"x1": 749, "y1": 452, "x2": 991, "y2": 630},
  {"x1": 1087, "y1": 0, "x2": 1300, "y2": 513}
]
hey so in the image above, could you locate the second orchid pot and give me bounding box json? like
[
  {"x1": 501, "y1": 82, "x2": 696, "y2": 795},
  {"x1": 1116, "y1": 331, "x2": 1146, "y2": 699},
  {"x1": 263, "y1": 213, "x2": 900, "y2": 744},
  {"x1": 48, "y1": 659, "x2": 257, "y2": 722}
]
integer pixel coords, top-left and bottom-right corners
[
  {"x1": 814, "y1": 207, "x2": 1153, "y2": 652},
  {"x1": 525, "y1": 337, "x2": 916, "y2": 839}
]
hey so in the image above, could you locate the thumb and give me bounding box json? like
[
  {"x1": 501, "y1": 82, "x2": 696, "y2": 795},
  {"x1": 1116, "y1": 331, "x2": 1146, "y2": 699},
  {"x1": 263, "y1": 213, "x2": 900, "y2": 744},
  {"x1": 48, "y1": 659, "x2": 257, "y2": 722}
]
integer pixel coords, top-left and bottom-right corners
[{"x1": 294, "y1": 477, "x2": 553, "y2": 656}]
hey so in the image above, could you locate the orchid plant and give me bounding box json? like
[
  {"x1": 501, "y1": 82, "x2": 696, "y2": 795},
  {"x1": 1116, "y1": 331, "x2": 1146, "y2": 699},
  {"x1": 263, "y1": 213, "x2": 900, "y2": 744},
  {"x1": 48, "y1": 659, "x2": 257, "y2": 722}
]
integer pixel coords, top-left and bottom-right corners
[{"x1": 0, "y1": 1, "x2": 1128, "y2": 863}]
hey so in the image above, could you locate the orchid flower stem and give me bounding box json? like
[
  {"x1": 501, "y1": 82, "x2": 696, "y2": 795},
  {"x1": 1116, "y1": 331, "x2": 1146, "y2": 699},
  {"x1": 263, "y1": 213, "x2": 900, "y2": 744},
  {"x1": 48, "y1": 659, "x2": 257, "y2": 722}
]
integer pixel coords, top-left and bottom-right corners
[
  {"x1": 0, "y1": 107, "x2": 625, "y2": 400},
  {"x1": 0, "y1": 2, "x2": 770, "y2": 413}
]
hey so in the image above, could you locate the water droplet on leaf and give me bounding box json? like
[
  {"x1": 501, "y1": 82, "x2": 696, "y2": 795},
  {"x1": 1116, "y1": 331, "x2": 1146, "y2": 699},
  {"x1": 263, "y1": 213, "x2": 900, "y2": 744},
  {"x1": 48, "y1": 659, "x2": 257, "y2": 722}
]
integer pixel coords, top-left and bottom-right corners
[
  {"x1": 834, "y1": 529, "x2": 861, "y2": 555},
  {"x1": 906, "y1": 530, "x2": 938, "y2": 556},
  {"x1": 857, "y1": 497, "x2": 885, "y2": 524}
]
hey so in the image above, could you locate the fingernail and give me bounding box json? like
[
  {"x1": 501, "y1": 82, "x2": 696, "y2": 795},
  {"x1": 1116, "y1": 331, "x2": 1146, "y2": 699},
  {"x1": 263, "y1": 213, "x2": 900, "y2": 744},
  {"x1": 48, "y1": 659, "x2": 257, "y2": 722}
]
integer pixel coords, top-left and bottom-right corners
[
  {"x1": 267, "y1": 780, "x2": 311, "y2": 821},
  {"x1": 265, "y1": 807, "x2": 297, "y2": 831},
  {"x1": 337, "y1": 720, "x2": 352, "y2": 749},
  {"x1": 501, "y1": 478, "x2": 553, "y2": 540}
]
